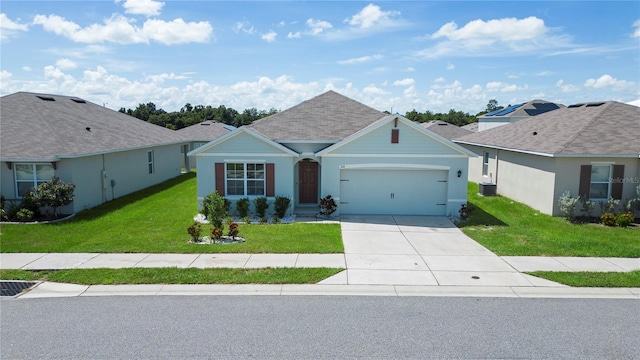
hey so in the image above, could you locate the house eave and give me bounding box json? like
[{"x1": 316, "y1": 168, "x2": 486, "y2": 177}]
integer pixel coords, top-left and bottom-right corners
[{"x1": 454, "y1": 140, "x2": 640, "y2": 158}]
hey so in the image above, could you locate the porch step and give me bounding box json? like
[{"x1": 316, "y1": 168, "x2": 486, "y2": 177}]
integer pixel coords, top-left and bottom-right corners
[{"x1": 294, "y1": 205, "x2": 320, "y2": 217}]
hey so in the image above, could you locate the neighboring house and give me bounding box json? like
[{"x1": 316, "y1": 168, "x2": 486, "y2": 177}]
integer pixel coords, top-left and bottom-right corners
[
  {"x1": 421, "y1": 121, "x2": 474, "y2": 140},
  {"x1": 176, "y1": 120, "x2": 234, "y2": 171},
  {"x1": 454, "y1": 101, "x2": 640, "y2": 216},
  {"x1": 477, "y1": 100, "x2": 564, "y2": 131},
  {"x1": 0, "y1": 92, "x2": 186, "y2": 214},
  {"x1": 189, "y1": 91, "x2": 474, "y2": 217},
  {"x1": 461, "y1": 122, "x2": 478, "y2": 132}
]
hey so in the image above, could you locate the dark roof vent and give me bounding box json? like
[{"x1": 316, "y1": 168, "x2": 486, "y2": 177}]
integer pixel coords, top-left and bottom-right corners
[
  {"x1": 437, "y1": 122, "x2": 448, "y2": 126},
  {"x1": 568, "y1": 103, "x2": 585, "y2": 108},
  {"x1": 200, "y1": 123, "x2": 211, "y2": 126},
  {"x1": 36, "y1": 95, "x2": 55, "y2": 101},
  {"x1": 533, "y1": 131, "x2": 538, "y2": 135},
  {"x1": 586, "y1": 102, "x2": 605, "y2": 107},
  {"x1": 71, "y1": 98, "x2": 86, "y2": 104},
  {"x1": 85, "y1": 127, "x2": 91, "y2": 132}
]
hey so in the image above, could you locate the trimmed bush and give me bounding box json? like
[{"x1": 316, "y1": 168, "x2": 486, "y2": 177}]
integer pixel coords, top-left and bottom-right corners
[
  {"x1": 616, "y1": 212, "x2": 635, "y2": 227},
  {"x1": 236, "y1": 198, "x2": 250, "y2": 218},
  {"x1": 274, "y1": 196, "x2": 291, "y2": 218},
  {"x1": 254, "y1": 197, "x2": 269, "y2": 218}
]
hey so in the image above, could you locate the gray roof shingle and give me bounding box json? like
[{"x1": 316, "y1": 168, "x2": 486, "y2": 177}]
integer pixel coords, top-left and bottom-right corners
[
  {"x1": 176, "y1": 120, "x2": 232, "y2": 141},
  {"x1": 422, "y1": 121, "x2": 474, "y2": 140},
  {"x1": 455, "y1": 101, "x2": 640, "y2": 156},
  {"x1": 0, "y1": 92, "x2": 184, "y2": 161},
  {"x1": 246, "y1": 90, "x2": 387, "y2": 141}
]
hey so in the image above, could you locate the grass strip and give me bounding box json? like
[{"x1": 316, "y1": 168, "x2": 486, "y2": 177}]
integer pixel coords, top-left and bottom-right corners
[
  {"x1": 0, "y1": 268, "x2": 343, "y2": 285},
  {"x1": 527, "y1": 270, "x2": 640, "y2": 288}
]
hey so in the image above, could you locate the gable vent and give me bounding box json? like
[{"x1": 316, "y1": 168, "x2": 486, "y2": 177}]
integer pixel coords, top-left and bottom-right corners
[
  {"x1": 36, "y1": 95, "x2": 55, "y2": 101},
  {"x1": 71, "y1": 98, "x2": 86, "y2": 104}
]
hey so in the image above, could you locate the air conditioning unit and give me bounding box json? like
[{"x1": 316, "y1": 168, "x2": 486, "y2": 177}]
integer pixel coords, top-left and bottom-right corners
[{"x1": 478, "y1": 182, "x2": 497, "y2": 196}]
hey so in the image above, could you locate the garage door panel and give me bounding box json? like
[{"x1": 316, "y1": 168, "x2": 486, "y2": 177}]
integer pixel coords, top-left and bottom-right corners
[{"x1": 340, "y1": 169, "x2": 447, "y2": 215}]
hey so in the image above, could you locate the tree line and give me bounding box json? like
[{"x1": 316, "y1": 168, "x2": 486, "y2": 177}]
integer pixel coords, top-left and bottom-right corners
[{"x1": 120, "y1": 100, "x2": 503, "y2": 129}]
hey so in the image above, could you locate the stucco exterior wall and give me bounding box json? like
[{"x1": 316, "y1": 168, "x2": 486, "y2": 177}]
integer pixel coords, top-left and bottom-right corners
[
  {"x1": 1, "y1": 144, "x2": 183, "y2": 214},
  {"x1": 489, "y1": 151, "x2": 557, "y2": 215},
  {"x1": 462, "y1": 144, "x2": 498, "y2": 184}
]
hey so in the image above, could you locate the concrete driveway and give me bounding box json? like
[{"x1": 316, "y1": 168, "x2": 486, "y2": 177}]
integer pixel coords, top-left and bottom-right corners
[{"x1": 321, "y1": 215, "x2": 562, "y2": 287}]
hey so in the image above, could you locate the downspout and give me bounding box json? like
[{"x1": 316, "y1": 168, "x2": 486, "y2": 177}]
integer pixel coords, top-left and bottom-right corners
[
  {"x1": 101, "y1": 154, "x2": 107, "y2": 204},
  {"x1": 495, "y1": 149, "x2": 499, "y2": 186}
]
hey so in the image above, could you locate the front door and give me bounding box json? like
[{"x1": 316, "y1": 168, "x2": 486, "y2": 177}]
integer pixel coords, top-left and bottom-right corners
[{"x1": 299, "y1": 161, "x2": 318, "y2": 204}]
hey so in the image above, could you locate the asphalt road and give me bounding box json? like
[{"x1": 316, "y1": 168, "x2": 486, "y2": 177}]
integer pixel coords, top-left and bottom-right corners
[{"x1": 2, "y1": 296, "x2": 638, "y2": 359}]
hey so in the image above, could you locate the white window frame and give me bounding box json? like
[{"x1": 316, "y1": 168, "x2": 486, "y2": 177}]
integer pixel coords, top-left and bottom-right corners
[
  {"x1": 589, "y1": 164, "x2": 612, "y2": 200},
  {"x1": 147, "y1": 150, "x2": 155, "y2": 174},
  {"x1": 482, "y1": 152, "x2": 490, "y2": 176},
  {"x1": 14, "y1": 163, "x2": 54, "y2": 198},
  {"x1": 225, "y1": 162, "x2": 265, "y2": 196}
]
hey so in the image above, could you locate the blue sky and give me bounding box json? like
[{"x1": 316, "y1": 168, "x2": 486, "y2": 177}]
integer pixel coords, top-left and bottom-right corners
[{"x1": 1, "y1": 1, "x2": 639, "y2": 114}]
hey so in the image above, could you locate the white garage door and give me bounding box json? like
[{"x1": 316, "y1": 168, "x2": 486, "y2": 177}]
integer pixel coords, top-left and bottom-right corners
[{"x1": 339, "y1": 169, "x2": 448, "y2": 215}]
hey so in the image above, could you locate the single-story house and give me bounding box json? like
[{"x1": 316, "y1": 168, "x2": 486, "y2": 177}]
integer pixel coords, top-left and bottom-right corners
[
  {"x1": 421, "y1": 120, "x2": 474, "y2": 140},
  {"x1": 176, "y1": 120, "x2": 234, "y2": 171},
  {"x1": 454, "y1": 101, "x2": 640, "y2": 216},
  {"x1": 477, "y1": 100, "x2": 564, "y2": 131},
  {"x1": 0, "y1": 92, "x2": 186, "y2": 214},
  {"x1": 189, "y1": 91, "x2": 475, "y2": 217}
]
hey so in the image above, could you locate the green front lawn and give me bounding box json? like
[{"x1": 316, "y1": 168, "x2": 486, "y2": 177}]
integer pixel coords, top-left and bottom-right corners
[
  {"x1": 460, "y1": 183, "x2": 640, "y2": 257},
  {"x1": 527, "y1": 271, "x2": 640, "y2": 288},
  {"x1": 0, "y1": 173, "x2": 343, "y2": 254},
  {"x1": 0, "y1": 268, "x2": 343, "y2": 285}
]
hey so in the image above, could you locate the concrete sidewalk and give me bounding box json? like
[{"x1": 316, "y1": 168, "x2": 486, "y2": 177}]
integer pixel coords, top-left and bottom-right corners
[{"x1": 2, "y1": 252, "x2": 637, "y2": 272}]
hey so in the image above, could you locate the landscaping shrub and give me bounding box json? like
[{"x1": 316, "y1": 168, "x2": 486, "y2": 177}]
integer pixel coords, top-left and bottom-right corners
[
  {"x1": 458, "y1": 203, "x2": 474, "y2": 220},
  {"x1": 202, "y1": 191, "x2": 227, "y2": 229},
  {"x1": 236, "y1": 198, "x2": 250, "y2": 218},
  {"x1": 187, "y1": 222, "x2": 203, "y2": 242},
  {"x1": 616, "y1": 212, "x2": 635, "y2": 227},
  {"x1": 319, "y1": 195, "x2": 337, "y2": 217},
  {"x1": 34, "y1": 177, "x2": 75, "y2": 217},
  {"x1": 599, "y1": 197, "x2": 620, "y2": 214},
  {"x1": 254, "y1": 197, "x2": 269, "y2": 218},
  {"x1": 211, "y1": 226, "x2": 223, "y2": 241},
  {"x1": 600, "y1": 212, "x2": 617, "y2": 227},
  {"x1": 557, "y1": 191, "x2": 578, "y2": 221},
  {"x1": 227, "y1": 222, "x2": 240, "y2": 239},
  {"x1": 274, "y1": 196, "x2": 291, "y2": 218},
  {"x1": 16, "y1": 208, "x2": 34, "y2": 222},
  {"x1": 578, "y1": 196, "x2": 595, "y2": 218}
]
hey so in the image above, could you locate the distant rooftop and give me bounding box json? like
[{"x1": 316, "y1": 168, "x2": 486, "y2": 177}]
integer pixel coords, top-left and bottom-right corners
[{"x1": 480, "y1": 100, "x2": 564, "y2": 118}]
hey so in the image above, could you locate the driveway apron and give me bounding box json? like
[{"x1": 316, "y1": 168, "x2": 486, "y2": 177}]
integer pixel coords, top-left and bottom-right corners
[{"x1": 321, "y1": 215, "x2": 562, "y2": 287}]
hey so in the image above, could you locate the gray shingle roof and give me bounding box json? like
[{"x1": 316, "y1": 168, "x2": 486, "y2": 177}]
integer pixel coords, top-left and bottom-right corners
[
  {"x1": 246, "y1": 90, "x2": 387, "y2": 141},
  {"x1": 0, "y1": 92, "x2": 184, "y2": 161},
  {"x1": 455, "y1": 101, "x2": 640, "y2": 156},
  {"x1": 176, "y1": 120, "x2": 232, "y2": 141},
  {"x1": 422, "y1": 121, "x2": 474, "y2": 140},
  {"x1": 461, "y1": 122, "x2": 478, "y2": 132}
]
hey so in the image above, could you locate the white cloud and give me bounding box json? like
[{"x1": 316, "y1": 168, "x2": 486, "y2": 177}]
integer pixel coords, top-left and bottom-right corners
[
  {"x1": 32, "y1": 13, "x2": 212, "y2": 45},
  {"x1": 632, "y1": 20, "x2": 640, "y2": 38},
  {"x1": 419, "y1": 16, "x2": 569, "y2": 58},
  {"x1": 393, "y1": 78, "x2": 414, "y2": 86},
  {"x1": 56, "y1": 58, "x2": 77, "y2": 70},
  {"x1": 363, "y1": 84, "x2": 385, "y2": 95},
  {"x1": 287, "y1": 32, "x2": 301, "y2": 39},
  {"x1": 446, "y1": 63, "x2": 455, "y2": 70},
  {"x1": 1, "y1": 13, "x2": 29, "y2": 41},
  {"x1": 556, "y1": 79, "x2": 580, "y2": 92},
  {"x1": 338, "y1": 54, "x2": 383, "y2": 65},
  {"x1": 146, "y1": 72, "x2": 189, "y2": 83},
  {"x1": 434, "y1": 77, "x2": 445, "y2": 83},
  {"x1": 22, "y1": 66, "x2": 32, "y2": 72},
  {"x1": 345, "y1": 3, "x2": 401, "y2": 29},
  {"x1": 306, "y1": 18, "x2": 332, "y2": 35},
  {"x1": 405, "y1": 67, "x2": 415, "y2": 72},
  {"x1": 121, "y1": 0, "x2": 165, "y2": 17},
  {"x1": 485, "y1": 81, "x2": 528, "y2": 92},
  {"x1": 584, "y1": 74, "x2": 636, "y2": 92},
  {"x1": 536, "y1": 71, "x2": 553, "y2": 76},
  {"x1": 234, "y1": 21, "x2": 254, "y2": 34},
  {"x1": 432, "y1": 16, "x2": 547, "y2": 41},
  {"x1": 1, "y1": 70, "x2": 12, "y2": 83},
  {"x1": 261, "y1": 30, "x2": 277, "y2": 42}
]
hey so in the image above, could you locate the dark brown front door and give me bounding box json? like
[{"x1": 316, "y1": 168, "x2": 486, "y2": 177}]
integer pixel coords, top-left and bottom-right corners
[{"x1": 299, "y1": 161, "x2": 318, "y2": 204}]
